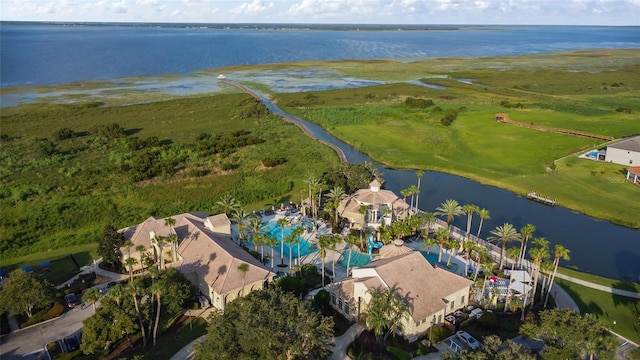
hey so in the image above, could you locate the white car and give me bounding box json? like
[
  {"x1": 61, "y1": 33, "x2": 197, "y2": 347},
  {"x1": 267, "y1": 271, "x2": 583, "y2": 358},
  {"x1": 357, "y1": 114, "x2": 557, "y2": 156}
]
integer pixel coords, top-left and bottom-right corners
[{"x1": 456, "y1": 330, "x2": 480, "y2": 350}]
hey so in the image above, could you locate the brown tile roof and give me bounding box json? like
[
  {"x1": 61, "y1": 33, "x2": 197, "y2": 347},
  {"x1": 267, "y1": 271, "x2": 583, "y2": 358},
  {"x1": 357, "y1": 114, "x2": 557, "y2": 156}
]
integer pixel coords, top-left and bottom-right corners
[
  {"x1": 628, "y1": 166, "x2": 640, "y2": 175},
  {"x1": 344, "y1": 252, "x2": 473, "y2": 322}
]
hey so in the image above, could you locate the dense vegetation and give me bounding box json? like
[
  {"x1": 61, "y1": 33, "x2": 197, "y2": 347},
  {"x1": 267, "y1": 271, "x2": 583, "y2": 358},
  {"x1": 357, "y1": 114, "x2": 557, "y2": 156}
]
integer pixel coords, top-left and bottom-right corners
[
  {"x1": 274, "y1": 50, "x2": 640, "y2": 227},
  {"x1": 0, "y1": 94, "x2": 340, "y2": 258}
]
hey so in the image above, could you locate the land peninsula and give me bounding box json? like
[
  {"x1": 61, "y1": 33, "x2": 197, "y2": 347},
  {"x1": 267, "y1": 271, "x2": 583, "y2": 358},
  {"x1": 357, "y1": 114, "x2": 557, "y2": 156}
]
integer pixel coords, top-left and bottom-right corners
[{"x1": 1, "y1": 49, "x2": 639, "y2": 263}]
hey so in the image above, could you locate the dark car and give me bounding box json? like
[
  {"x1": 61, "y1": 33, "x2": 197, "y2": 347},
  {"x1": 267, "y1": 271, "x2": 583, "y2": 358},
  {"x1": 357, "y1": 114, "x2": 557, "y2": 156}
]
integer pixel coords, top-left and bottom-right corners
[
  {"x1": 63, "y1": 335, "x2": 80, "y2": 352},
  {"x1": 64, "y1": 293, "x2": 79, "y2": 308}
]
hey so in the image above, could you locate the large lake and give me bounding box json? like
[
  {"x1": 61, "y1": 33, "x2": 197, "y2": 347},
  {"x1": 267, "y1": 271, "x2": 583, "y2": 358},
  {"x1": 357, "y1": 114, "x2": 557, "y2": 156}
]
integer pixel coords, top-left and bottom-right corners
[{"x1": 1, "y1": 23, "x2": 639, "y2": 280}]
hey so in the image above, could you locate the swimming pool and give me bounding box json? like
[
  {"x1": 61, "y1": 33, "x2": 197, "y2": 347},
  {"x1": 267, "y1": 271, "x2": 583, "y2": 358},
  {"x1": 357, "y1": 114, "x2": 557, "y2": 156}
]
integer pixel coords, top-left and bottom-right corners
[
  {"x1": 421, "y1": 251, "x2": 459, "y2": 273},
  {"x1": 338, "y1": 249, "x2": 372, "y2": 268},
  {"x1": 248, "y1": 221, "x2": 317, "y2": 258}
]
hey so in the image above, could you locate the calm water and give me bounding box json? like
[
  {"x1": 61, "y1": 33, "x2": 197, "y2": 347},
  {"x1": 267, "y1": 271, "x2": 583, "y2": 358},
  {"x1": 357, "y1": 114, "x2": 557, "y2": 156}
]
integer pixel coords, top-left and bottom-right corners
[{"x1": 1, "y1": 23, "x2": 639, "y2": 280}]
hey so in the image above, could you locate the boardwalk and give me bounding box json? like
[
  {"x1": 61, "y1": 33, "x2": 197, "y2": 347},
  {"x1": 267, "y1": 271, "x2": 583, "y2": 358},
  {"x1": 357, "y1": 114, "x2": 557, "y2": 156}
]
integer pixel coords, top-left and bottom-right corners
[{"x1": 495, "y1": 113, "x2": 614, "y2": 141}]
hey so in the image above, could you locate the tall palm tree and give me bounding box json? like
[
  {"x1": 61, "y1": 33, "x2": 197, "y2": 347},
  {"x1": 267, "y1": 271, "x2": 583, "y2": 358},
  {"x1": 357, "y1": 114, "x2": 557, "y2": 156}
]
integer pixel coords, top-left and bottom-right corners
[
  {"x1": 264, "y1": 234, "x2": 279, "y2": 271},
  {"x1": 434, "y1": 227, "x2": 450, "y2": 263},
  {"x1": 473, "y1": 246, "x2": 491, "y2": 282},
  {"x1": 519, "y1": 224, "x2": 536, "y2": 268},
  {"x1": 488, "y1": 223, "x2": 521, "y2": 270},
  {"x1": 528, "y1": 237, "x2": 549, "y2": 309},
  {"x1": 237, "y1": 263, "x2": 250, "y2": 296},
  {"x1": 108, "y1": 283, "x2": 125, "y2": 306},
  {"x1": 291, "y1": 226, "x2": 305, "y2": 265},
  {"x1": 276, "y1": 217, "x2": 289, "y2": 265},
  {"x1": 434, "y1": 199, "x2": 464, "y2": 231},
  {"x1": 326, "y1": 186, "x2": 347, "y2": 227},
  {"x1": 127, "y1": 279, "x2": 147, "y2": 347},
  {"x1": 163, "y1": 217, "x2": 177, "y2": 262},
  {"x1": 246, "y1": 216, "x2": 263, "y2": 251},
  {"x1": 136, "y1": 244, "x2": 150, "y2": 268},
  {"x1": 152, "y1": 235, "x2": 166, "y2": 270},
  {"x1": 415, "y1": 170, "x2": 424, "y2": 212},
  {"x1": 365, "y1": 286, "x2": 409, "y2": 347},
  {"x1": 231, "y1": 209, "x2": 247, "y2": 245},
  {"x1": 318, "y1": 234, "x2": 331, "y2": 287},
  {"x1": 214, "y1": 194, "x2": 241, "y2": 216},
  {"x1": 544, "y1": 244, "x2": 570, "y2": 308},
  {"x1": 124, "y1": 256, "x2": 138, "y2": 281},
  {"x1": 461, "y1": 240, "x2": 475, "y2": 274},
  {"x1": 150, "y1": 278, "x2": 166, "y2": 346},
  {"x1": 506, "y1": 247, "x2": 521, "y2": 271},
  {"x1": 306, "y1": 176, "x2": 321, "y2": 221},
  {"x1": 475, "y1": 208, "x2": 491, "y2": 241},
  {"x1": 358, "y1": 204, "x2": 368, "y2": 249},
  {"x1": 422, "y1": 236, "x2": 438, "y2": 255},
  {"x1": 407, "y1": 185, "x2": 419, "y2": 212},
  {"x1": 82, "y1": 287, "x2": 100, "y2": 313},
  {"x1": 344, "y1": 234, "x2": 360, "y2": 276},
  {"x1": 462, "y1": 204, "x2": 479, "y2": 238},
  {"x1": 284, "y1": 233, "x2": 298, "y2": 271},
  {"x1": 330, "y1": 234, "x2": 341, "y2": 279},
  {"x1": 419, "y1": 211, "x2": 436, "y2": 233},
  {"x1": 445, "y1": 238, "x2": 460, "y2": 266}
]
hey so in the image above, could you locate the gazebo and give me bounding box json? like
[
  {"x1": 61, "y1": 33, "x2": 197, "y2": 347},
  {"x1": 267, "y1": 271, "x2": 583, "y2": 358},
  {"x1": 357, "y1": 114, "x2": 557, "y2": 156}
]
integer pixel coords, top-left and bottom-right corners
[
  {"x1": 336, "y1": 180, "x2": 411, "y2": 230},
  {"x1": 379, "y1": 239, "x2": 413, "y2": 259}
]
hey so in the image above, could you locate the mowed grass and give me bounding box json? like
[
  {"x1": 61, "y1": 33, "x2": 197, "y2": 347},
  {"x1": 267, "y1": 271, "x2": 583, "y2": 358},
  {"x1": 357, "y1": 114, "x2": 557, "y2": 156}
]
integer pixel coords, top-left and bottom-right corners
[
  {"x1": 557, "y1": 267, "x2": 640, "y2": 293},
  {"x1": 275, "y1": 51, "x2": 640, "y2": 227},
  {"x1": 556, "y1": 278, "x2": 640, "y2": 344}
]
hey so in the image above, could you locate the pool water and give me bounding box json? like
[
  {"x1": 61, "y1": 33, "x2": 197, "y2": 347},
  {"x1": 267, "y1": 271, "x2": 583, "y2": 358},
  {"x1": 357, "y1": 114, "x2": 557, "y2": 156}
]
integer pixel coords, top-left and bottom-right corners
[
  {"x1": 338, "y1": 249, "x2": 372, "y2": 268},
  {"x1": 247, "y1": 221, "x2": 317, "y2": 258},
  {"x1": 421, "y1": 251, "x2": 459, "y2": 272}
]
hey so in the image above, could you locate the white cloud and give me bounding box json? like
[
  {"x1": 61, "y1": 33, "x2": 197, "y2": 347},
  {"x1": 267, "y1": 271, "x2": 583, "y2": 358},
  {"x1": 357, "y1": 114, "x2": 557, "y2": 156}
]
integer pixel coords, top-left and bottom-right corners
[{"x1": 231, "y1": 0, "x2": 274, "y2": 15}]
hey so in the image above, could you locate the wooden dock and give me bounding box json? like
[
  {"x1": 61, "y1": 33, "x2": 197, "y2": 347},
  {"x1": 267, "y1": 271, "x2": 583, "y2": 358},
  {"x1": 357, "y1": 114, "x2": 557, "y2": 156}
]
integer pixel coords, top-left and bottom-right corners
[
  {"x1": 495, "y1": 113, "x2": 614, "y2": 142},
  {"x1": 526, "y1": 191, "x2": 556, "y2": 207}
]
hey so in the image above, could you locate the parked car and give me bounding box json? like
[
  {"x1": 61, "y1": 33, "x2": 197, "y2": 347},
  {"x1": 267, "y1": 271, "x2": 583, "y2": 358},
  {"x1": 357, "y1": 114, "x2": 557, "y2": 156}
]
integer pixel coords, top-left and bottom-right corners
[
  {"x1": 456, "y1": 330, "x2": 480, "y2": 350},
  {"x1": 64, "y1": 293, "x2": 79, "y2": 308}
]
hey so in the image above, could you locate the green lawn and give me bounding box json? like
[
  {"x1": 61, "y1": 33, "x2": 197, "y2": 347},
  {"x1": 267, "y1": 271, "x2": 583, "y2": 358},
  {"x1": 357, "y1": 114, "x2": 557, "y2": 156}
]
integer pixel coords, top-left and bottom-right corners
[
  {"x1": 556, "y1": 279, "x2": 640, "y2": 344},
  {"x1": 557, "y1": 267, "x2": 640, "y2": 293}
]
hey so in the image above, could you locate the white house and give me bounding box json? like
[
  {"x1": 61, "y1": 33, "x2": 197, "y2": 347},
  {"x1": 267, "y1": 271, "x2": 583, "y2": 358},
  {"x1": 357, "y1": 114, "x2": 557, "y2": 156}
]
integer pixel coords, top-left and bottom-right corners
[
  {"x1": 120, "y1": 212, "x2": 274, "y2": 312},
  {"x1": 327, "y1": 251, "x2": 473, "y2": 342},
  {"x1": 605, "y1": 136, "x2": 640, "y2": 166}
]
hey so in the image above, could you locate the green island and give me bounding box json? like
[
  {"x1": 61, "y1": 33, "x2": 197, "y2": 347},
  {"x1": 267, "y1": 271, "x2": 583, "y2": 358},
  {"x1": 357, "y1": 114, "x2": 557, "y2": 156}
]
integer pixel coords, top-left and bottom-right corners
[{"x1": 1, "y1": 49, "x2": 639, "y2": 356}]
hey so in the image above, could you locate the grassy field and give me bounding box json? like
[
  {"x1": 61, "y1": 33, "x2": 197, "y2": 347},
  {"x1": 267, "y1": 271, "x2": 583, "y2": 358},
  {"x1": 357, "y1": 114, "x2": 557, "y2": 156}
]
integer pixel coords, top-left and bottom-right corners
[
  {"x1": 0, "y1": 93, "x2": 340, "y2": 258},
  {"x1": 556, "y1": 278, "x2": 640, "y2": 344},
  {"x1": 557, "y1": 267, "x2": 640, "y2": 293},
  {"x1": 272, "y1": 50, "x2": 640, "y2": 227}
]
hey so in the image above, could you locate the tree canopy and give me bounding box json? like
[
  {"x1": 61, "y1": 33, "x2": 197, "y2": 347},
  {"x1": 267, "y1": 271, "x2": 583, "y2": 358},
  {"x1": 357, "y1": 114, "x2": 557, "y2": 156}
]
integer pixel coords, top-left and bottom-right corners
[
  {"x1": 96, "y1": 224, "x2": 125, "y2": 269},
  {"x1": 194, "y1": 287, "x2": 334, "y2": 360},
  {"x1": 520, "y1": 308, "x2": 617, "y2": 360},
  {"x1": 0, "y1": 269, "x2": 53, "y2": 317}
]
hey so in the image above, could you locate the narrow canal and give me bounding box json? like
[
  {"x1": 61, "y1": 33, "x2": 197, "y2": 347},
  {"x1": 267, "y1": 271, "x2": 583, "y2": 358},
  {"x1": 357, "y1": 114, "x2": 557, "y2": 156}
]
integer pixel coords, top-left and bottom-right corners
[{"x1": 231, "y1": 81, "x2": 640, "y2": 281}]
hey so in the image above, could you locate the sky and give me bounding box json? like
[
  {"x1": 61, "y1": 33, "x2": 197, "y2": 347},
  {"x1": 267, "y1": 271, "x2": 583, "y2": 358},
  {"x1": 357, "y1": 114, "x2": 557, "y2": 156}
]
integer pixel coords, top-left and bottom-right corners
[{"x1": 1, "y1": 0, "x2": 639, "y2": 26}]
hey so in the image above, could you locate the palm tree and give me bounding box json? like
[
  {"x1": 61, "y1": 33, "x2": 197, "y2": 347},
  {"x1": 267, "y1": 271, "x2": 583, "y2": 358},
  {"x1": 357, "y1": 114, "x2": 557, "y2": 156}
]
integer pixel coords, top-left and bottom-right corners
[
  {"x1": 358, "y1": 204, "x2": 368, "y2": 248},
  {"x1": 487, "y1": 223, "x2": 521, "y2": 270},
  {"x1": 419, "y1": 211, "x2": 436, "y2": 233},
  {"x1": 422, "y1": 236, "x2": 438, "y2": 255},
  {"x1": 284, "y1": 233, "x2": 298, "y2": 271},
  {"x1": 462, "y1": 204, "x2": 479, "y2": 238},
  {"x1": 123, "y1": 240, "x2": 134, "y2": 260},
  {"x1": 264, "y1": 234, "x2": 279, "y2": 271},
  {"x1": 237, "y1": 263, "x2": 250, "y2": 296},
  {"x1": 291, "y1": 226, "x2": 305, "y2": 265},
  {"x1": 344, "y1": 234, "x2": 360, "y2": 276},
  {"x1": 163, "y1": 217, "x2": 177, "y2": 262},
  {"x1": 434, "y1": 227, "x2": 450, "y2": 263},
  {"x1": 306, "y1": 176, "x2": 321, "y2": 221},
  {"x1": 475, "y1": 208, "x2": 491, "y2": 241},
  {"x1": 318, "y1": 234, "x2": 331, "y2": 287},
  {"x1": 326, "y1": 186, "x2": 347, "y2": 226},
  {"x1": 108, "y1": 283, "x2": 125, "y2": 306},
  {"x1": 518, "y1": 224, "x2": 536, "y2": 268},
  {"x1": 445, "y1": 238, "x2": 460, "y2": 266},
  {"x1": 150, "y1": 278, "x2": 166, "y2": 346},
  {"x1": 330, "y1": 234, "x2": 341, "y2": 279},
  {"x1": 276, "y1": 217, "x2": 289, "y2": 265},
  {"x1": 365, "y1": 286, "x2": 409, "y2": 348},
  {"x1": 82, "y1": 287, "x2": 100, "y2": 313},
  {"x1": 231, "y1": 209, "x2": 247, "y2": 245},
  {"x1": 434, "y1": 199, "x2": 464, "y2": 231},
  {"x1": 544, "y1": 244, "x2": 570, "y2": 308},
  {"x1": 506, "y1": 247, "x2": 521, "y2": 271},
  {"x1": 246, "y1": 216, "x2": 263, "y2": 251},
  {"x1": 214, "y1": 194, "x2": 241, "y2": 216},
  {"x1": 136, "y1": 244, "x2": 150, "y2": 269},
  {"x1": 473, "y1": 246, "x2": 491, "y2": 282},
  {"x1": 124, "y1": 256, "x2": 138, "y2": 281},
  {"x1": 528, "y1": 237, "x2": 549, "y2": 309},
  {"x1": 461, "y1": 240, "x2": 475, "y2": 274},
  {"x1": 415, "y1": 170, "x2": 424, "y2": 212},
  {"x1": 407, "y1": 185, "x2": 419, "y2": 212},
  {"x1": 127, "y1": 279, "x2": 147, "y2": 347}
]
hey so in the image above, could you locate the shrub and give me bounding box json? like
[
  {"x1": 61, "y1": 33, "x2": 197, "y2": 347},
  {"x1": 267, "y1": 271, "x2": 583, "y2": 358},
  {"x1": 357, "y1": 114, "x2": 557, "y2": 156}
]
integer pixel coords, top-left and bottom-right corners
[
  {"x1": 21, "y1": 301, "x2": 65, "y2": 328},
  {"x1": 386, "y1": 346, "x2": 411, "y2": 360},
  {"x1": 54, "y1": 128, "x2": 76, "y2": 141},
  {"x1": 89, "y1": 123, "x2": 126, "y2": 138},
  {"x1": 405, "y1": 97, "x2": 435, "y2": 108},
  {"x1": 616, "y1": 107, "x2": 632, "y2": 113},
  {"x1": 478, "y1": 311, "x2": 498, "y2": 330},
  {"x1": 346, "y1": 340, "x2": 362, "y2": 359},
  {"x1": 262, "y1": 157, "x2": 286, "y2": 167},
  {"x1": 220, "y1": 162, "x2": 235, "y2": 171},
  {"x1": 428, "y1": 324, "x2": 450, "y2": 343},
  {"x1": 313, "y1": 289, "x2": 331, "y2": 313}
]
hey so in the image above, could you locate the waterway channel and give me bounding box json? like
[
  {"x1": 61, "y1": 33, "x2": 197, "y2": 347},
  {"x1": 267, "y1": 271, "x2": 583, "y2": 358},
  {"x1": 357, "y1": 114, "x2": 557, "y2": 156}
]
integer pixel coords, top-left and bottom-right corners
[{"x1": 237, "y1": 82, "x2": 639, "y2": 282}]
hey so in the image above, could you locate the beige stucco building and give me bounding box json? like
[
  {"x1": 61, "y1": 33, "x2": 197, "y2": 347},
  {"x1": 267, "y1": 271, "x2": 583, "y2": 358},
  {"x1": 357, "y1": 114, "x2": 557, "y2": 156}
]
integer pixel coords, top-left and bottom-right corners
[
  {"x1": 120, "y1": 212, "x2": 274, "y2": 312},
  {"x1": 605, "y1": 136, "x2": 640, "y2": 166},
  {"x1": 327, "y1": 251, "x2": 473, "y2": 342}
]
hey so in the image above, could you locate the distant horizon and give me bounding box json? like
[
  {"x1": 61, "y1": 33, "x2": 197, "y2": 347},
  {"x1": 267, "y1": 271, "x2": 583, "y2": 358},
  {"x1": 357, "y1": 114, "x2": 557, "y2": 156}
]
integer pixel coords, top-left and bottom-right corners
[{"x1": 1, "y1": 0, "x2": 638, "y2": 27}]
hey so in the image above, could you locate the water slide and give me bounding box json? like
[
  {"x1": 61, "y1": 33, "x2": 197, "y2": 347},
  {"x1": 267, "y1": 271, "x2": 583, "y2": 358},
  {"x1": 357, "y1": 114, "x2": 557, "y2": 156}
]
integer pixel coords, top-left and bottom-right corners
[{"x1": 367, "y1": 233, "x2": 384, "y2": 257}]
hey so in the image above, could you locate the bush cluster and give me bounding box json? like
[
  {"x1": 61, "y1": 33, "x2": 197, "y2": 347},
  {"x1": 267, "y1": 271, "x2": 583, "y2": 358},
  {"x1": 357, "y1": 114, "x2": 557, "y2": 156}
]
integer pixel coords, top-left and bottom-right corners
[
  {"x1": 440, "y1": 109, "x2": 459, "y2": 126},
  {"x1": 500, "y1": 100, "x2": 525, "y2": 109},
  {"x1": 262, "y1": 156, "x2": 286, "y2": 167},
  {"x1": 20, "y1": 301, "x2": 65, "y2": 328},
  {"x1": 478, "y1": 311, "x2": 498, "y2": 330},
  {"x1": 405, "y1": 97, "x2": 435, "y2": 108}
]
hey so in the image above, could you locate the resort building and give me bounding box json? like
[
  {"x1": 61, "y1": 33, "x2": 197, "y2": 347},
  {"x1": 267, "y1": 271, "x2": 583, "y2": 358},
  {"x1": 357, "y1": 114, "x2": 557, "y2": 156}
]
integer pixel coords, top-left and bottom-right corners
[
  {"x1": 327, "y1": 251, "x2": 473, "y2": 342},
  {"x1": 336, "y1": 180, "x2": 412, "y2": 231},
  {"x1": 120, "y1": 212, "x2": 275, "y2": 312},
  {"x1": 604, "y1": 136, "x2": 640, "y2": 166}
]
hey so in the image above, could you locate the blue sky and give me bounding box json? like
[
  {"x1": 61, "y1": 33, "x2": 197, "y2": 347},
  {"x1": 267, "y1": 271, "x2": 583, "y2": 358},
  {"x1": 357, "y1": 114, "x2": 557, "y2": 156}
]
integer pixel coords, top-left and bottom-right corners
[{"x1": 1, "y1": 0, "x2": 639, "y2": 25}]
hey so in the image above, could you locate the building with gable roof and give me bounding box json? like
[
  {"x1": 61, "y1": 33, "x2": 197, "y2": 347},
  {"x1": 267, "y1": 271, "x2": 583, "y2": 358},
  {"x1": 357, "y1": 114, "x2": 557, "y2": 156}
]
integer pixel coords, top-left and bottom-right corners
[
  {"x1": 120, "y1": 212, "x2": 274, "y2": 312},
  {"x1": 336, "y1": 180, "x2": 412, "y2": 231},
  {"x1": 326, "y1": 251, "x2": 473, "y2": 341},
  {"x1": 604, "y1": 136, "x2": 640, "y2": 166}
]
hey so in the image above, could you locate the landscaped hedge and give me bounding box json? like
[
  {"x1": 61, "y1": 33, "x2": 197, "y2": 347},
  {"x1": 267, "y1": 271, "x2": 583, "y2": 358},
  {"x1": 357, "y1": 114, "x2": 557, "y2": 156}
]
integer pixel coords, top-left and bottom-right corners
[{"x1": 20, "y1": 301, "x2": 65, "y2": 328}]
